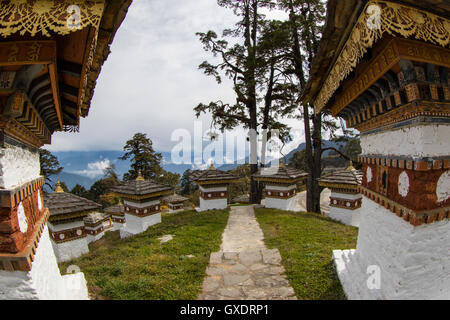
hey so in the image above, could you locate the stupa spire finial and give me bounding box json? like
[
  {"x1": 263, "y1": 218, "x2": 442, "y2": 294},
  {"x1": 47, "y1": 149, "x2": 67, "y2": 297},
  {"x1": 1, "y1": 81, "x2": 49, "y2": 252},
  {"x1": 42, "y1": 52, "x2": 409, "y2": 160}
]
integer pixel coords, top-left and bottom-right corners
[
  {"x1": 347, "y1": 160, "x2": 355, "y2": 171},
  {"x1": 136, "y1": 169, "x2": 145, "y2": 181},
  {"x1": 54, "y1": 178, "x2": 64, "y2": 193}
]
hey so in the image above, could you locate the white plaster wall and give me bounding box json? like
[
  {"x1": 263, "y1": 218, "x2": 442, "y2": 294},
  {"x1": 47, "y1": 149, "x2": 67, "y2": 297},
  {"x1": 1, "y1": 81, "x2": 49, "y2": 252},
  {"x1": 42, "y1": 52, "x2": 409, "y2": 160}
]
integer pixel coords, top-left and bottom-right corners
[
  {"x1": 265, "y1": 196, "x2": 298, "y2": 211},
  {"x1": 199, "y1": 198, "x2": 227, "y2": 211},
  {"x1": 199, "y1": 185, "x2": 227, "y2": 192},
  {"x1": 327, "y1": 207, "x2": 360, "y2": 227},
  {"x1": 331, "y1": 192, "x2": 362, "y2": 201},
  {"x1": 0, "y1": 225, "x2": 89, "y2": 300},
  {"x1": 0, "y1": 145, "x2": 40, "y2": 189},
  {"x1": 120, "y1": 213, "x2": 161, "y2": 238},
  {"x1": 361, "y1": 124, "x2": 450, "y2": 157},
  {"x1": 85, "y1": 230, "x2": 105, "y2": 244},
  {"x1": 335, "y1": 198, "x2": 450, "y2": 300},
  {"x1": 265, "y1": 184, "x2": 296, "y2": 191},
  {"x1": 113, "y1": 222, "x2": 124, "y2": 231},
  {"x1": 112, "y1": 217, "x2": 125, "y2": 231},
  {"x1": 50, "y1": 237, "x2": 89, "y2": 263},
  {"x1": 124, "y1": 199, "x2": 159, "y2": 208},
  {"x1": 48, "y1": 221, "x2": 84, "y2": 232}
]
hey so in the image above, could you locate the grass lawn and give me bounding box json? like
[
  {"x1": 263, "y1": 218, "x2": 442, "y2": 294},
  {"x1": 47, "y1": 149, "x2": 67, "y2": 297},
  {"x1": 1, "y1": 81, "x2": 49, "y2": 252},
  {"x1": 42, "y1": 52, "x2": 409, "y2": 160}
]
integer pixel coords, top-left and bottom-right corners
[
  {"x1": 59, "y1": 209, "x2": 229, "y2": 300},
  {"x1": 254, "y1": 208, "x2": 358, "y2": 300}
]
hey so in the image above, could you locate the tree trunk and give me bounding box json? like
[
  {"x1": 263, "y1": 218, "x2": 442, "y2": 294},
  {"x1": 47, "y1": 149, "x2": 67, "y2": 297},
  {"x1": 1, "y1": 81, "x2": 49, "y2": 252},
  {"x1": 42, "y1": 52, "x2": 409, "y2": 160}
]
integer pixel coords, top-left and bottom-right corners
[
  {"x1": 311, "y1": 113, "x2": 323, "y2": 214},
  {"x1": 287, "y1": 1, "x2": 315, "y2": 212}
]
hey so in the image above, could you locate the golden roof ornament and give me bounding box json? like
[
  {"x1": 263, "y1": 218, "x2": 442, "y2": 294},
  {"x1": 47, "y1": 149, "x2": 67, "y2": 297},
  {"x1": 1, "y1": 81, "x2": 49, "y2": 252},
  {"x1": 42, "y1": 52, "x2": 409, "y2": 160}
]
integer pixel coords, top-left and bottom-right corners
[
  {"x1": 54, "y1": 179, "x2": 64, "y2": 193},
  {"x1": 209, "y1": 162, "x2": 215, "y2": 170},
  {"x1": 347, "y1": 160, "x2": 356, "y2": 171},
  {"x1": 136, "y1": 169, "x2": 145, "y2": 181}
]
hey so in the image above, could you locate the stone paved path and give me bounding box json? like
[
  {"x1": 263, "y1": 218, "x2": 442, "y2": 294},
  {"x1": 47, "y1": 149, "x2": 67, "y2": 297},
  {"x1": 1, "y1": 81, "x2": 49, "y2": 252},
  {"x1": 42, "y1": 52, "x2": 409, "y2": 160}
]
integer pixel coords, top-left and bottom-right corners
[{"x1": 198, "y1": 205, "x2": 297, "y2": 300}]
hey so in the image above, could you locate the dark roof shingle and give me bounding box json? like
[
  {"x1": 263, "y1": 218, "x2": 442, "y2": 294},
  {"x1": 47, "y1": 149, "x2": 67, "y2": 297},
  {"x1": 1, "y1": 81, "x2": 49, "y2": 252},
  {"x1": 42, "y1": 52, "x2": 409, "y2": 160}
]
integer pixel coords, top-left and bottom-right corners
[
  {"x1": 44, "y1": 192, "x2": 101, "y2": 217},
  {"x1": 253, "y1": 165, "x2": 308, "y2": 182},
  {"x1": 162, "y1": 194, "x2": 189, "y2": 203},
  {"x1": 190, "y1": 167, "x2": 238, "y2": 183},
  {"x1": 110, "y1": 180, "x2": 172, "y2": 196},
  {"x1": 318, "y1": 168, "x2": 363, "y2": 186}
]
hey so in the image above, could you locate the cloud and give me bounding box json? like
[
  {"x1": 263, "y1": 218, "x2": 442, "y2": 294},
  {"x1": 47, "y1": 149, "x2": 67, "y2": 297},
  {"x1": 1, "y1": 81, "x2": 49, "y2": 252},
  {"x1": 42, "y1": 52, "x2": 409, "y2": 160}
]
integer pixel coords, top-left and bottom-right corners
[
  {"x1": 47, "y1": 0, "x2": 304, "y2": 155},
  {"x1": 73, "y1": 159, "x2": 111, "y2": 179}
]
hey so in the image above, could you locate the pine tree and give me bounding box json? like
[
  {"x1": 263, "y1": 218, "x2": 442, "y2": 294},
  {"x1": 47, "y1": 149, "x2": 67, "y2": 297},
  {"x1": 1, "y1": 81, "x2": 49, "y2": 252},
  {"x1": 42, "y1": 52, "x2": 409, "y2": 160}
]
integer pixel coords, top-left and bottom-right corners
[
  {"x1": 39, "y1": 148, "x2": 63, "y2": 189},
  {"x1": 195, "y1": 0, "x2": 297, "y2": 203},
  {"x1": 120, "y1": 133, "x2": 163, "y2": 181}
]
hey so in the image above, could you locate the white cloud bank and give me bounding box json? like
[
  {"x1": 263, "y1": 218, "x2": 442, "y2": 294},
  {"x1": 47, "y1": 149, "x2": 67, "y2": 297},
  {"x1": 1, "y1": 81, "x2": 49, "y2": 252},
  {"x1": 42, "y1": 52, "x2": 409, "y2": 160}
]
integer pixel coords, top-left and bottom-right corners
[{"x1": 73, "y1": 159, "x2": 111, "y2": 179}]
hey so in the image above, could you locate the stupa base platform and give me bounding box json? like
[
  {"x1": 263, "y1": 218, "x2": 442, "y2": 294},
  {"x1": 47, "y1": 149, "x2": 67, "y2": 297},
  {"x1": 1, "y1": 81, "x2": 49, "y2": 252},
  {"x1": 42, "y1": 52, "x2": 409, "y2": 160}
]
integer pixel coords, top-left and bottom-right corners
[
  {"x1": 198, "y1": 198, "x2": 228, "y2": 211},
  {"x1": 332, "y1": 200, "x2": 450, "y2": 300},
  {"x1": 327, "y1": 208, "x2": 360, "y2": 227},
  {"x1": 332, "y1": 249, "x2": 383, "y2": 300},
  {"x1": 119, "y1": 213, "x2": 162, "y2": 239},
  {"x1": 0, "y1": 225, "x2": 89, "y2": 300},
  {"x1": 265, "y1": 196, "x2": 299, "y2": 212},
  {"x1": 50, "y1": 237, "x2": 90, "y2": 263}
]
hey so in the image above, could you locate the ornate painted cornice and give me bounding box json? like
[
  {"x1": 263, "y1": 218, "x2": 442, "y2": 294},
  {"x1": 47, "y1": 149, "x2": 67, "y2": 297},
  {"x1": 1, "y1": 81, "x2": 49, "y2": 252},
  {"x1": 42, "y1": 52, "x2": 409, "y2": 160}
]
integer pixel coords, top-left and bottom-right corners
[
  {"x1": 0, "y1": 0, "x2": 105, "y2": 38},
  {"x1": 314, "y1": 0, "x2": 450, "y2": 113}
]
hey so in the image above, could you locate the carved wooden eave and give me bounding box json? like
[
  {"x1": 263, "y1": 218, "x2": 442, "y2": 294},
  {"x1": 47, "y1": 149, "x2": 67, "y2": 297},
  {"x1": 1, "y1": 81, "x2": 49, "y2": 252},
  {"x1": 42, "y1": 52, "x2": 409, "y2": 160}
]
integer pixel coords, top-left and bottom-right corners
[
  {"x1": 0, "y1": 0, "x2": 132, "y2": 147},
  {"x1": 301, "y1": 0, "x2": 450, "y2": 114}
]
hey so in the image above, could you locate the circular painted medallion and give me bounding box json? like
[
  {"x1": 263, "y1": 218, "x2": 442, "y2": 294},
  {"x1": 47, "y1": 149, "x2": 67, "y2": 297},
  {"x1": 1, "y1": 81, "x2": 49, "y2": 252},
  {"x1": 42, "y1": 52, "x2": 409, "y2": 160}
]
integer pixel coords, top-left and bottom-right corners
[
  {"x1": 366, "y1": 167, "x2": 373, "y2": 183},
  {"x1": 398, "y1": 171, "x2": 409, "y2": 197},
  {"x1": 436, "y1": 170, "x2": 450, "y2": 203},
  {"x1": 17, "y1": 202, "x2": 28, "y2": 233},
  {"x1": 37, "y1": 190, "x2": 43, "y2": 211}
]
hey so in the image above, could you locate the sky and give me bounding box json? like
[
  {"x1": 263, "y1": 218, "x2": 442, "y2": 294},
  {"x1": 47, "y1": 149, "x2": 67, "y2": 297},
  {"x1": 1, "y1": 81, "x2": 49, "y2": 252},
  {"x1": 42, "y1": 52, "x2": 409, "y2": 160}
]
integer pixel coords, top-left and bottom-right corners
[{"x1": 47, "y1": 0, "x2": 304, "y2": 161}]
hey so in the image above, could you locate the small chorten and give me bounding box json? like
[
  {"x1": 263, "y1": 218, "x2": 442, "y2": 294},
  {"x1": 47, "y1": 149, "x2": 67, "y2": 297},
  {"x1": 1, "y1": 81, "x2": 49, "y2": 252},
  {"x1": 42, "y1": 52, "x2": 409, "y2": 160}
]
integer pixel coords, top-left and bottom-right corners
[
  {"x1": 318, "y1": 161, "x2": 363, "y2": 227},
  {"x1": 253, "y1": 163, "x2": 308, "y2": 211},
  {"x1": 44, "y1": 180, "x2": 102, "y2": 262},
  {"x1": 104, "y1": 200, "x2": 126, "y2": 231},
  {"x1": 110, "y1": 171, "x2": 173, "y2": 238},
  {"x1": 190, "y1": 162, "x2": 238, "y2": 211},
  {"x1": 162, "y1": 193, "x2": 189, "y2": 212},
  {"x1": 83, "y1": 212, "x2": 113, "y2": 243}
]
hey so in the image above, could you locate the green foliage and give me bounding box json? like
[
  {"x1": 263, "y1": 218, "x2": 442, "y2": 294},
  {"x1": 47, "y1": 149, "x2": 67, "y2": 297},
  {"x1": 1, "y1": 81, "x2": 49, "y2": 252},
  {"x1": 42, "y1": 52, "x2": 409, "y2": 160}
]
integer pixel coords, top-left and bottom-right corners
[
  {"x1": 255, "y1": 208, "x2": 358, "y2": 299},
  {"x1": 228, "y1": 164, "x2": 251, "y2": 200},
  {"x1": 120, "y1": 133, "x2": 164, "y2": 181},
  {"x1": 58, "y1": 181, "x2": 69, "y2": 193},
  {"x1": 180, "y1": 169, "x2": 198, "y2": 195},
  {"x1": 157, "y1": 170, "x2": 180, "y2": 190},
  {"x1": 288, "y1": 149, "x2": 308, "y2": 172},
  {"x1": 59, "y1": 209, "x2": 229, "y2": 300},
  {"x1": 70, "y1": 184, "x2": 88, "y2": 198},
  {"x1": 87, "y1": 165, "x2": 120, "y2": 206},
  {"x1": 39, "y1": 149, "x2": 63, "y2": 188}
]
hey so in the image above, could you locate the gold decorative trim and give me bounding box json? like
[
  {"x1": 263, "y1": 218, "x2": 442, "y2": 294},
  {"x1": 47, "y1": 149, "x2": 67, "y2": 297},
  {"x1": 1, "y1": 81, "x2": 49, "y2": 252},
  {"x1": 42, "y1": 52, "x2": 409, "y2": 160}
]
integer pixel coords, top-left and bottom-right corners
[
  {"x1": 48, "y1": 209, "x2": 97, "y2": 223},
  {"x1": 0, "y1": 0, "x2": 105, "y2": 38},
  {"x1": 314, "y1": 0, "x2": 450, "y2": 113},
  {"x1": 253, "y1": 177, "x2": 306, "y2": 184},
  {"x1": 318, "y1": 182, "x2": 358, "y2": 191},
  {"x1": 112, "y1": 190, "x2": 173, "y2": 201},
  {"x1": 194, "y1": 179, "x2": 239, "y2": 186}
]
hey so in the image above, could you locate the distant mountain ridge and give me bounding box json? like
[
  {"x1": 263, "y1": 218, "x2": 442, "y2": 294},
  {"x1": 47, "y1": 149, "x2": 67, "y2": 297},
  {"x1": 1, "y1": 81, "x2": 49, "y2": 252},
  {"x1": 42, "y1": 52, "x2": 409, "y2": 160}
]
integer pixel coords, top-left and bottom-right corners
[
  {"x1": 217, "y1": 140, "x2": 344, "y2": 171},
  {"x1": 51, "y1": 150, "x2": 197, "y2": 190},
  {"x1": 50, "y1": 140, "x2": 344, "y2": 191}
]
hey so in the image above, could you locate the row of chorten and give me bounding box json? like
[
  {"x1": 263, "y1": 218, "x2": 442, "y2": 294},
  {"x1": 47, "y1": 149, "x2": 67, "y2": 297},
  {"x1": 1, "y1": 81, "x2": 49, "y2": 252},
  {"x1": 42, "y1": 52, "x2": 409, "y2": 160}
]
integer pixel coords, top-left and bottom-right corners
[{"x1": 44, "y1": 164, "x2": 361, "y2": 262}]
